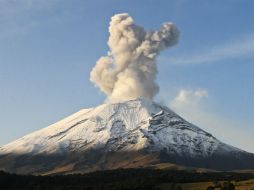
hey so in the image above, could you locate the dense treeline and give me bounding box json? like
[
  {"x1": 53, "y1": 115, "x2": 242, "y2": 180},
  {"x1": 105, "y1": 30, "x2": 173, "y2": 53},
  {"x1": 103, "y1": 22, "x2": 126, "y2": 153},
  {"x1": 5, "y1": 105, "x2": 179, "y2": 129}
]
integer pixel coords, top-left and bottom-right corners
[{"x1": 0, "y1": 169, "x2": 253, "y2": 190}]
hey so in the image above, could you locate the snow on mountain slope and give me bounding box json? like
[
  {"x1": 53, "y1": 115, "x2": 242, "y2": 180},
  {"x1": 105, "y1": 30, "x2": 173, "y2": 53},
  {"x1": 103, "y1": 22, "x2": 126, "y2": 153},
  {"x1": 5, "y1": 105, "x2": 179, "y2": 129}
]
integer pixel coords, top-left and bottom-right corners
[
  {"x1": 0, "y1": 99, "x2": 228, "y2": 155},
  {"x1": 0, "y1": 98, "x2": 253, "y2": 174}
]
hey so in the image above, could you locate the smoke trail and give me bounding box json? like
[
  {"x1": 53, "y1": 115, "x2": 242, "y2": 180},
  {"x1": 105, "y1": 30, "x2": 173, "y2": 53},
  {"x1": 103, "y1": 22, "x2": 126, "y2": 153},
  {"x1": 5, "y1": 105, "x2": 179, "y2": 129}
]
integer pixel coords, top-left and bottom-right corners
[{"x1": 90, "y1": 13, "x2": 179, "y2": 102}]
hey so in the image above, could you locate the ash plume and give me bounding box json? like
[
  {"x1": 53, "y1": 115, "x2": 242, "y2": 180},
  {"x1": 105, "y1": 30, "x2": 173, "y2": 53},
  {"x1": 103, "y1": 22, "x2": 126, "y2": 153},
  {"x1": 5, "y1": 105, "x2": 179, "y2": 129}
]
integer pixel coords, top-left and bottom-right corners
[{"x1": 90, "y1": 13, "x2": 179, "y2": 102}]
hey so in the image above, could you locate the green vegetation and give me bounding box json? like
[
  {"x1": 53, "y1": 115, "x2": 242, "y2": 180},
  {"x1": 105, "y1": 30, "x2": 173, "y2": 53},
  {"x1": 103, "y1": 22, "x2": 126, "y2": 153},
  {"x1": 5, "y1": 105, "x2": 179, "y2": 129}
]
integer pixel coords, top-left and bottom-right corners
[
  {"x1": 205, "y1": 181, "x2": 235, "y2": 190},
  {"x1": 0, "y1": 169, "x2": 253, "y2": 190}
]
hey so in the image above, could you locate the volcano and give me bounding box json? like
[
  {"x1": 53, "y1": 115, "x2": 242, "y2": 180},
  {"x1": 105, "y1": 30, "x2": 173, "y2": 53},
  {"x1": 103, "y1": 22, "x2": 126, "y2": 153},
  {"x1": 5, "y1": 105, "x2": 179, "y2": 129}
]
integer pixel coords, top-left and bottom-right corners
[{"x1": 0, "y1": 99, "x2": 254, "y2": 175}]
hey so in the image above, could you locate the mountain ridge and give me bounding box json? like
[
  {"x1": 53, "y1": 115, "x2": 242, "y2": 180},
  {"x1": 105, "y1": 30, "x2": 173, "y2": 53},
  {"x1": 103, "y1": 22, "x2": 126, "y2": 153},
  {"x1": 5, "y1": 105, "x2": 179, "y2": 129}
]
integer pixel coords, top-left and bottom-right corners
[{"x1": 0, "y1": 98, "x2": 254, "y2": 174}]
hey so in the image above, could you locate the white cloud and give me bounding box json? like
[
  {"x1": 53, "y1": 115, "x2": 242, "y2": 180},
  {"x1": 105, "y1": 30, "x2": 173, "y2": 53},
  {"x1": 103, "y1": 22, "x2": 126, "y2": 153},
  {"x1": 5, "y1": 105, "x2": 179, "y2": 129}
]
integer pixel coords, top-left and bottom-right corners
[
  {"x1": 174, "y1": 89, "x2": 208, "y2": 103},
  {"x1": 168, "y1": 33, "x2": 254, "y2": 65},
  {"x1": 170, "y1": 88, "x2": 254, "y2": 153}
]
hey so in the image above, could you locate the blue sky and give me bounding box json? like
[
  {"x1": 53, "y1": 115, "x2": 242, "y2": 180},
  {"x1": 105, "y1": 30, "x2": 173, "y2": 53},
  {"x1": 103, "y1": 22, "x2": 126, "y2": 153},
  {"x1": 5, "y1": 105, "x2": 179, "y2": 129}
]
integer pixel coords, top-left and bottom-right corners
[{"x1": 0, "y1": 0, "x2": 253, "y2": 152}]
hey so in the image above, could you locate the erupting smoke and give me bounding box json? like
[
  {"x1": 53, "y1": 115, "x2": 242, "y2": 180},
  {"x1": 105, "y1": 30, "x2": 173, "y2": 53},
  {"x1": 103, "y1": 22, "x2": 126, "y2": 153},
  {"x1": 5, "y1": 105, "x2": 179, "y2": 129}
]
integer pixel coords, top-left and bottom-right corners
[{"x1": 90, "y1": 13, "x2": 179, "y2": 102}]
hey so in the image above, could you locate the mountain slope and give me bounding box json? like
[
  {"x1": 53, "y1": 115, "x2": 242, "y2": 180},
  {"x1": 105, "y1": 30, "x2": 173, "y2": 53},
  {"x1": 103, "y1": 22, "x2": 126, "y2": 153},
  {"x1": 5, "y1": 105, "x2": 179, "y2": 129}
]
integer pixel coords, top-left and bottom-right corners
[{"x1": 0, "y1": 99, "x2": 254, "y2": 174}]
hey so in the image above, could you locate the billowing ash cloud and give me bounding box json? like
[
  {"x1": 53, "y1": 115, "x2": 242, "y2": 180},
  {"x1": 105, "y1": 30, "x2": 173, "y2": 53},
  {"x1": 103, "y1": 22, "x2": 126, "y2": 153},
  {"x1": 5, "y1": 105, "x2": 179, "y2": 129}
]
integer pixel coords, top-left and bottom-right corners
[{"x1": 90, "y1": 13, "x2": 179, "y2": 102}]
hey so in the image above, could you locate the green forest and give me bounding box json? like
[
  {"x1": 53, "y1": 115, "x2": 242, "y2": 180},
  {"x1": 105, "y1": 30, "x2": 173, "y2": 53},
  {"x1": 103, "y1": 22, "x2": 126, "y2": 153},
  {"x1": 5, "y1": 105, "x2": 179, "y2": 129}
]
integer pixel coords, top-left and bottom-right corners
[{"x1": 0, "y1": 169, "x2": 253, "y2": 190}]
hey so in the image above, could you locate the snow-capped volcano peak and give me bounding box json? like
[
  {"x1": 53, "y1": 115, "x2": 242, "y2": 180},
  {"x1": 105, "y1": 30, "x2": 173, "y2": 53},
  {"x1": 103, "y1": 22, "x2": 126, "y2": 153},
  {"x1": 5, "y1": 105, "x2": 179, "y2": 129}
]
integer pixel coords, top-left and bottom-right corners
[
  {"x1": 0, "y1": 99, "x2": 253, "y2": 174},
  {"x1": 0, "y1": 99, "x2": 217, "y2": 155}
]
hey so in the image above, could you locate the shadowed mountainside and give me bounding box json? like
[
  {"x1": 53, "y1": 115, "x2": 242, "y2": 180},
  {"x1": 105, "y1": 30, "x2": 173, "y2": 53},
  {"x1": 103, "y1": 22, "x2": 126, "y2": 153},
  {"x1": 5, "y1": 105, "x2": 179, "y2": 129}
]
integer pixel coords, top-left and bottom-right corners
[{"x1": 1, "y1": 99, "x2": 254, "y2": 175}]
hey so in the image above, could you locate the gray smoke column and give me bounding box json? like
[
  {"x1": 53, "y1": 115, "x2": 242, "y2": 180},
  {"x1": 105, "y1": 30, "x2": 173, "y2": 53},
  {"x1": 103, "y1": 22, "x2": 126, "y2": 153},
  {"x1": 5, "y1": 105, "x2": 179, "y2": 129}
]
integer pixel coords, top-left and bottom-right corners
[{"x1": 90, "y1": 13, "x2": 179, "y2": 102}]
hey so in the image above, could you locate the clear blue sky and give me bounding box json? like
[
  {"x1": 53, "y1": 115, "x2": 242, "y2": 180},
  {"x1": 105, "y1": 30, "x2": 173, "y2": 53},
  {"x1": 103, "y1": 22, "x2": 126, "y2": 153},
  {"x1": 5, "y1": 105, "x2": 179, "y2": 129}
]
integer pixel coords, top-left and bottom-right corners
[{"x1": 0, "y1": 0, "x2": 253, "y2": 152}]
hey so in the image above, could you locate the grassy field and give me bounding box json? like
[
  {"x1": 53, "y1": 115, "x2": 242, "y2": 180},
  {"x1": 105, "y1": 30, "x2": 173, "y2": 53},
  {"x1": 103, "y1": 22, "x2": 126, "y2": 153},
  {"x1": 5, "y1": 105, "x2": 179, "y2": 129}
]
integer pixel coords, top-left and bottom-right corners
[{"x1": 160, "y1": 179, "x2": 254, "y2": 190}]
